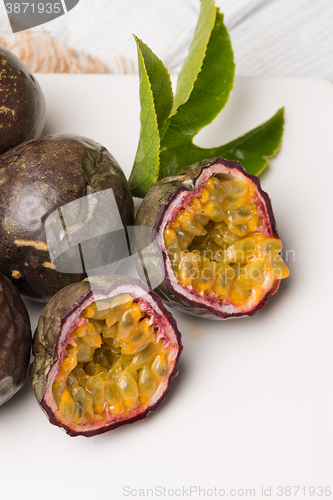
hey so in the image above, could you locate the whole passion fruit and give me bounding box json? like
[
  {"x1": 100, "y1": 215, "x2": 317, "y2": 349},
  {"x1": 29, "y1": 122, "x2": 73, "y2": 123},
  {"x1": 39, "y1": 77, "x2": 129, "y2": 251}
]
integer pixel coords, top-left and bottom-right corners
[
  {"x1": 31, "y1": 275, "x2": 182, "y2": 437},
  {"x1": 0, "y1": 133, "x2": 134, "y2": 302},
  {"x1": 135, "y1": 157, "x2": 289, "y2": 319},
  {"x1": 0, "y1": 272, "x2": 31, "y2": 406},
  {"x1": 0, "y1": 46, "x2": 45, "y2": 156}
]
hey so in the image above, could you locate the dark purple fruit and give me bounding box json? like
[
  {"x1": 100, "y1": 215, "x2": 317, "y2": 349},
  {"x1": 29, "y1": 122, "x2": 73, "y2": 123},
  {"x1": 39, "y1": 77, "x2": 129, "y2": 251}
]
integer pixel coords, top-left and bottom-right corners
[
  {"x1": 0, "y1": 46, "x2": 45, "y2": 156},
  {"x1": 0, "y1": 133, "x2": 134, "y2": 302},
  {"x1": 31, "y1": 275, "x2": 182, "y2": 437},
  {"x1": 0, "y1": 272, "x2": 31, "y2": 406},
  {"x1": 135, "y1": 157, "x2": 289, "y2": 319}
]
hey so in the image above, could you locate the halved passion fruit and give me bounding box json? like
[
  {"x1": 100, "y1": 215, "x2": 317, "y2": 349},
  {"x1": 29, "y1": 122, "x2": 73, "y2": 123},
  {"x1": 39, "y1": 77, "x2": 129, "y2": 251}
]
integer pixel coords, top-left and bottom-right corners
[
  {"x1": 31, "y1": 276, "x2": 182, "y2": 437},
  {"x1": 135, "y1": 157, "x2": 289, "y2": 319}
]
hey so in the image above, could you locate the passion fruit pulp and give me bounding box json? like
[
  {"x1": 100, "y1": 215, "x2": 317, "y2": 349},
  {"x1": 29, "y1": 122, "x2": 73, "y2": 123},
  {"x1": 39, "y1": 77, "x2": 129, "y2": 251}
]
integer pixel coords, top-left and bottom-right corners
[
  {"x1": 0, "y1": 133, "x2": 134, "y2": 302},
  {"x1": 0, "y1": 46, "x2": 45, "y2": 155},
  {"x1": 0, "y1": 272, "x2": 31, "y2": 406},
  {"x1": 135, "y1": 157, "x2": 289, "y2": 319},
  {"x1": 31, "y1": 276, "x2": 182, "y2": 437}
]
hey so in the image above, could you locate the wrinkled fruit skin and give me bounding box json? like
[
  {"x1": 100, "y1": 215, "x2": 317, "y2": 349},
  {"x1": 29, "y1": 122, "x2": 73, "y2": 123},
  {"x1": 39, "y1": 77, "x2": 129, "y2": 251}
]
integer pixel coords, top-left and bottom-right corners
[
  {"x1": 0, "y1": 46, "x2": 45, "y2": 156},
  {"x1": 30, "y1": 275, "x2": 182, "y2": 437},
  {"x1": 0, "y1": 134, "x2": 134, "y2": 302},
  {"x1": 0, "y1": 273, "x2": 31, "y2": 406},
  {"x1": 135, "y1": 157, "x2": 284, "y2": 320}
]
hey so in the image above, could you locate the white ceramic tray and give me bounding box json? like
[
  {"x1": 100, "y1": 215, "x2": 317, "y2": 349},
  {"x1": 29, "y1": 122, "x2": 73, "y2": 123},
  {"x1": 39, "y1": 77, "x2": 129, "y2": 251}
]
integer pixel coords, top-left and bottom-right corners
[{"x1": 1, "y1": 74, "x2": 332, "y2": 500}]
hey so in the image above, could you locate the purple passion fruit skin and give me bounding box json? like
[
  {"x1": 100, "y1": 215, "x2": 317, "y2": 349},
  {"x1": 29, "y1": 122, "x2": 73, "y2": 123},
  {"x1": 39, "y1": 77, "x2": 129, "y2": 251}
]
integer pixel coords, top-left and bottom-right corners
[
  {"x1": 0, "y1": 46, "x2": 45, "y2": 156},
  {"x1": 134, "y1": 157, "x2": 289, "y2": 320},
  {"x1": 0, "y1": 272, "x2": 31, "y2": 406},
  {"x1": 0, "y1": 133, "x2": 134, "y2": 302},
  {"x1": 30, "y1": 275, "x2": 182, "y2": 437}
]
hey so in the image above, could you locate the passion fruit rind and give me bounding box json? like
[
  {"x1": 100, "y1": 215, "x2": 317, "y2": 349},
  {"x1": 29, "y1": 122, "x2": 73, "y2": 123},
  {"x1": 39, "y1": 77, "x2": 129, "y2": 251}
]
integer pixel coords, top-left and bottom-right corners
[
  {"x1": 0, "y1": 47, "x2": 45, "y2": 155},
  {"x1": 0, "y1": 134, "x2": 134, "y2": 302},
  {"x1": 135, "y1": 157, "x2": 287, "y2": 320},
  {"x1": 0, "y1": 273, "x2": 32, "y2": 406},
  {"x1": 31, "y1": 275, "x2": 182, "y2": 437}
]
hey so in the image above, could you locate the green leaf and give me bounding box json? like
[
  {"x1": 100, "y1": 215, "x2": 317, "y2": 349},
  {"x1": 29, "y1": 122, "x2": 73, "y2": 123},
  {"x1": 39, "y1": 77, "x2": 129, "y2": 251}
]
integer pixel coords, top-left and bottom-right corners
[
  {"x1": 214, "y1": 107, "x2": 285, "y2": 176},
  {"x1": 129, "y1": 37, "x2": 164, "y2": 198},
  {"x1": 134, "y1": 36, "x2": 174, "y2": 132},
  {"x1": 158, "y1": 109, "x2": 284, "y2": 179},
  {"x1": 130, "y1": 3, "x2": 285, "y2": 198},
  {"x1": 159, "y1": 9, "x2": 235, "y2": 178},
  {"x1": 171, "y1": 0, "x2": 216, "y2": 116}
]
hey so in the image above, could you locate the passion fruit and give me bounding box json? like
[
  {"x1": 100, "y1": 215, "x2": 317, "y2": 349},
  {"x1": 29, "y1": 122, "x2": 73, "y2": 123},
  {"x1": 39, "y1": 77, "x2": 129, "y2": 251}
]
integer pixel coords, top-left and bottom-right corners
[
  {"x1": 0, "y1": 133, "x2": 134, "y2": 302},
  {"x1": 0, "y1": 272, "x2": 31, "y2": 406},
  {"x1": 0, "y1": 46, "x2": 45, "y2": 156},
  {"x1": 135, "y1": 157, "x2": 289, "y2": 319},
  {"x1": 30, "y1": 275, "x2": 182, "y2": 437}
]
